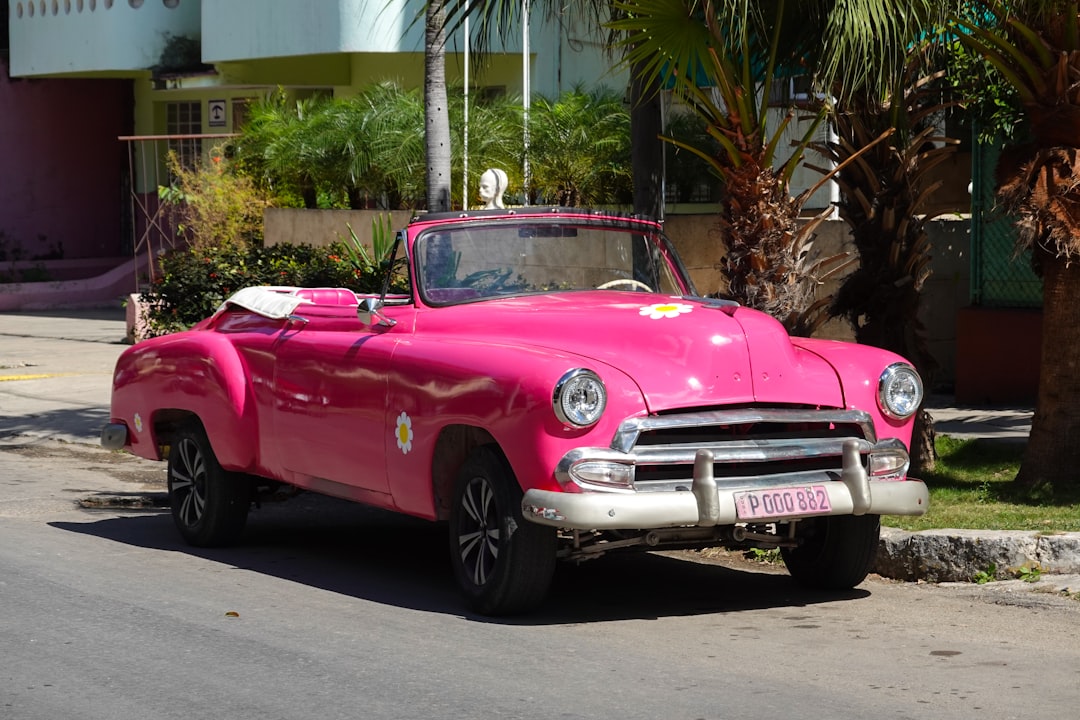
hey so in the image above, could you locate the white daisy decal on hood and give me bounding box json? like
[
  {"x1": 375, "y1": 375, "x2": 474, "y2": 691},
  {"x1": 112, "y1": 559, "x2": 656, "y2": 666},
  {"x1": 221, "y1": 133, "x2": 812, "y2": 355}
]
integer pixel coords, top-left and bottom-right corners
[{"x1": 640, "y1": 301, "x2": 694, "y2": 320}]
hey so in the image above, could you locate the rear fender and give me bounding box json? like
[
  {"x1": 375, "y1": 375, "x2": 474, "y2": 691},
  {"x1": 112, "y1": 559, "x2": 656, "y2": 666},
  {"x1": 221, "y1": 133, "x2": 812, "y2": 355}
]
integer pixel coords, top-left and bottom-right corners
[{"x1": 109, "y1": 332, "x2": 259, "y2": 471}]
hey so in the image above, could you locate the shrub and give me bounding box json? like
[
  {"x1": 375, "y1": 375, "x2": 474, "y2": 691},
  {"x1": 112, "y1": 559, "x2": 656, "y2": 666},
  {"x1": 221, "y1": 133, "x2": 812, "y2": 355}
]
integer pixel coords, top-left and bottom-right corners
[
  {"x1": 139, "y1": 240, "x2": 393, "y2": 337},
  {"x1": 144, "y1": 146, "x2": 407, "y2": 337},
  {"x1": 160, "y1": 150, "x2": 269, "y2": 250}
]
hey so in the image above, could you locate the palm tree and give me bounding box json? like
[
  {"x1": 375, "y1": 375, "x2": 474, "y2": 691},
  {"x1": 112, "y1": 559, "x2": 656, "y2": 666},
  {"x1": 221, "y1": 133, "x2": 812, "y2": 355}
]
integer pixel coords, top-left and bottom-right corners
[
  {"x1": 615, "y1": 1, "x2": 963, "y2": 472},
  {"x1": 425, "y1": 0, "x2": 454, "y2": 211},
  {"x1": 951, "y1": 1, "x2": 1080, "y2": 496},
  {"x1": 361, "y1": 81, "x2": 522, "y2": 209},
  {"x1": 439, "y1": 1, "x2": 661, "y2": 210},
  {"x1": 354, "y1": 82, "x2": 429, "y2": 209},
  {"x1": 231, "y1": 90, "x2": 330, "y2": 208},
  {"x1": 611, "y1": 1, "x2": 849, "y2": 330},
  {"x1": 302, "y1": 96, "x2": 378, "y2": 209},
  {"x1": 812, "y1": 41, "x2": 962, "y2": 472},
  {"x1": 229, "y1": 82, "x2": 525, "y2": 211},
  {"x1": 817, "y1": 59, "x2": 958, "y2": 372},
  {"x1": 527, "y1": 86, "x2": 632, "y2": 206}
]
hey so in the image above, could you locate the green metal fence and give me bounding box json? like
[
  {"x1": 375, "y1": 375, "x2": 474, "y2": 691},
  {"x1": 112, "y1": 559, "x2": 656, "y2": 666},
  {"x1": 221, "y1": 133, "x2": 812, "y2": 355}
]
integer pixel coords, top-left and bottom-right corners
[{"x1": 970, "y1": 134, "x2": 1043, "y2": 308}]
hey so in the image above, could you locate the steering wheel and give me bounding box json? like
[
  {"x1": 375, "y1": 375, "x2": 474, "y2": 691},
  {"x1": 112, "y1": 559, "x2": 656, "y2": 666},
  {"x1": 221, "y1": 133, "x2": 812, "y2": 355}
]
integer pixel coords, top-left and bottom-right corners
[{"x1": 596, "y1": 278, "x2": 654, "y2": 292}]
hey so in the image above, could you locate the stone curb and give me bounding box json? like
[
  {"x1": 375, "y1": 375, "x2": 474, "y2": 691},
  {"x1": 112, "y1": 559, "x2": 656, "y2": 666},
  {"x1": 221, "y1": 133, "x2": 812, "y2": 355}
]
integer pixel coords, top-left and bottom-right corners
[{"x1": 875, "y1": 526, "x2": 1080, "y2": 583}]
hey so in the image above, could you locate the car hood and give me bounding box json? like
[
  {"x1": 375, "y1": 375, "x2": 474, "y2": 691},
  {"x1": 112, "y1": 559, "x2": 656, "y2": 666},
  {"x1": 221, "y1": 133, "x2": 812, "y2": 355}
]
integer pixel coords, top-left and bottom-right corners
[{"x1": 418, "y1": 292, "x2": 844, "y2": 412}]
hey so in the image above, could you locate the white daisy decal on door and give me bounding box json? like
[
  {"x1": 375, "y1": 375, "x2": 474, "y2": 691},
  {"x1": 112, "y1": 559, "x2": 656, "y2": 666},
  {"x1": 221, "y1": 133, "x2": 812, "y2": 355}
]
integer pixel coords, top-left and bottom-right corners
[
  {"x1": 639, "y1": 302, "x2": 694, "y2": 320},
  {"x1": 395, "y1": 411, "x2": 414, "y2": 455}
]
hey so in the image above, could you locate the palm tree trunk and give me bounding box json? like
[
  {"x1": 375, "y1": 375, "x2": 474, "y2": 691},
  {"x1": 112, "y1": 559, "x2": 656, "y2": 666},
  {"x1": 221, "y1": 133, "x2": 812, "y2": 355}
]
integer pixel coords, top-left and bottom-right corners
[
  {"x1": 1015, "y1": 252, "x2": 1080, "y2": 495},
  {"x1": 425, "y1": 0, "x2": 452, "y2": 212}
]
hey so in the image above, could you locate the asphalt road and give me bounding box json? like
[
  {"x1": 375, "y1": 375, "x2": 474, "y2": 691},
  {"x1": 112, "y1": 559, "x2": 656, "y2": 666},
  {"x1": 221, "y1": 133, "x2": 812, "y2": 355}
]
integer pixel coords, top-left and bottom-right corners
[{"x1": 2, "y1": 444, "x2": 1079, "y2": 720}]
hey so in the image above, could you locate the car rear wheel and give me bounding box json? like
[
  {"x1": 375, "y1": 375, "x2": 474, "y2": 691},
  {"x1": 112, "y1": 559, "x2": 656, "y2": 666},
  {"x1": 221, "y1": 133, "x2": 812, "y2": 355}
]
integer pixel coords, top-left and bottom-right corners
[
  {"x1": 780, "y1": 514, "x2": 880, "y2": 590},
  {"x1": 449, "y1": 446, "x2": 557, "y2": 615},
  {"x1": 167, "y1": 421, "x2": 250, "y2": 547}
]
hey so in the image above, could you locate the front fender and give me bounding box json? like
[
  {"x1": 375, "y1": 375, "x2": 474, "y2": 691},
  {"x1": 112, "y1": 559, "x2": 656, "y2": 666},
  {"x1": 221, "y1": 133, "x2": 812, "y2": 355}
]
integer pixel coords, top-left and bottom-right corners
[
  {"x1": 383, "y1": 339, "x2": 648, "y2": 516},
  {"x1": 793, "y1": 337, "x2": 918, "y2": 446}
]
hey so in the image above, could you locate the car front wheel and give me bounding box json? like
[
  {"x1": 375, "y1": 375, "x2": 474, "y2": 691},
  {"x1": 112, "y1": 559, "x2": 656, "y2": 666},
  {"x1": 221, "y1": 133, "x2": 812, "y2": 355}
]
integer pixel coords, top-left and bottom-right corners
[
  {"x1": 780, "y1": 514, "x2": 880, "y2": 590},
  {"x1": 449, "y1": 446, "x2": 557, "y2": 615},
  {"x1": 167, "y1": 421, "x2": 250, "y2": 547}
]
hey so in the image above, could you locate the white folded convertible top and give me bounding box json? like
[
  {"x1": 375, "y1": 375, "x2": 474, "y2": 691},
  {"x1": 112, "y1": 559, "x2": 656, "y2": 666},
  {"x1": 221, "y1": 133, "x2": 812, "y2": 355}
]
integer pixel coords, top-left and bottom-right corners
[{"x1": 215, "y1": 286, "x2": 311, "y2": 320}]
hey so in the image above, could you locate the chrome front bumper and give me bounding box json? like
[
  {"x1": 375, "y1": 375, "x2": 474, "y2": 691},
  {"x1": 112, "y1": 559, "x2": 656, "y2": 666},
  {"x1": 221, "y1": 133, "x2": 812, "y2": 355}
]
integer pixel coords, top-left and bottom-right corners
[{"x1": 522, "y1": 440, "x2": 929, "y2": 530}]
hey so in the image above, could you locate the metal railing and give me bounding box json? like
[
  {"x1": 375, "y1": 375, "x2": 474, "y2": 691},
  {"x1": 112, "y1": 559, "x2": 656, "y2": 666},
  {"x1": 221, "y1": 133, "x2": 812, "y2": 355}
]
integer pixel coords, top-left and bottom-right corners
[{"x1": 118, "y1": 133, "x2": 237, "y2": 290}]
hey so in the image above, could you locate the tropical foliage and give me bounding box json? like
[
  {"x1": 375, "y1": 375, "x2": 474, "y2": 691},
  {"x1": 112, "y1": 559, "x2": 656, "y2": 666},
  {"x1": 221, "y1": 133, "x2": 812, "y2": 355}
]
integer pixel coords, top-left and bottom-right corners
[
  {"x1": 146, "y1": 152, "x2": 400, "y2": 337},
  {"x1": 228, "y1": 91, "x2": 328, "y2": 209},
  {"x1": 602, "y1": 0, "x2": 962, "y2": 472},
  {"x1": 809, "y1": 9, "x2": 962, "y2": 474},
  {"x1": 610, "y1": 1, "x2": 846, "y2": 332},
  {"x1": 229, "y1": 82, "x2": 646, "y2": 210},
  {"x1": 159, "y1": 149, "x2": 270, "y2": 251},
  {"x1": 526, "y1": 87, "x2": 633, "y2": 207},
  {"x1": 139, "y1": 241, "x2": 390, "y2": 337}
]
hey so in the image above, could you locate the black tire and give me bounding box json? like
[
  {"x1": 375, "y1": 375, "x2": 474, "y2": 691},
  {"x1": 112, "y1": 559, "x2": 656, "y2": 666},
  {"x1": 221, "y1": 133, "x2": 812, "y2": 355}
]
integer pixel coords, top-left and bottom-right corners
[
  {"x1": 780, "y1": 514, "x2": 881, "y2": 590},
  {"x1": 167, "y1": 421, "x2": 250, "y2": 547},
  {"x1": 449, "y1": 446, "x2": 557, "y2": 615}
]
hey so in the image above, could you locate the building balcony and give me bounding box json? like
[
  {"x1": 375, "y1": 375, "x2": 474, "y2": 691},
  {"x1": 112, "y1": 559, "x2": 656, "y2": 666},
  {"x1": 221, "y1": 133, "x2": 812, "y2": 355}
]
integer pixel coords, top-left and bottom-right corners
[
  {"x1": 200, "y1": 0, "x2": 425, "y2": 61},
  {"x1": 9, "y1": 0, "x2": 201, "y2": 78}
]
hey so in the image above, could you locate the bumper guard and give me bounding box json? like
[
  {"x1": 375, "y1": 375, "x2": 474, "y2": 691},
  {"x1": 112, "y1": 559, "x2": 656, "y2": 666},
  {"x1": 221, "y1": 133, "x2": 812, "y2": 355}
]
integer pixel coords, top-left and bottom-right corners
[{"x1": 522, "y1": 439, "x2": 928, "y2": 529}]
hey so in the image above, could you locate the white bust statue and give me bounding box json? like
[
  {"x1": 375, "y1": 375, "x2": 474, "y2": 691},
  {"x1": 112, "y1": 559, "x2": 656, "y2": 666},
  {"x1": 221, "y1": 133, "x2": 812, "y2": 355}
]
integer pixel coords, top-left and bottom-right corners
[{"x1": 478, "y1": 168, "x2": 508, "y2": 209}]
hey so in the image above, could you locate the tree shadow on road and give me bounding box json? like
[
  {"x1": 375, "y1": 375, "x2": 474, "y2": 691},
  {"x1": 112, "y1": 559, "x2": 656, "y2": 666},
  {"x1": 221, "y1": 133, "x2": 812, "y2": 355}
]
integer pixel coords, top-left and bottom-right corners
[
  {"x1": 0, "y1": 406, "x2": 110, "y2": 445},
  {"x1": 51, "y1": 493, "x2": 869, "y2": 624}
]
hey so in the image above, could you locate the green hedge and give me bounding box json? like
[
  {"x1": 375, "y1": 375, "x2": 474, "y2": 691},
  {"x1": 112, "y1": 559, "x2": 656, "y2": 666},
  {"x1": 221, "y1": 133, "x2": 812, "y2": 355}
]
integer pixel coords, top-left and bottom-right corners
[{"x1": 140, "y1": 241, "x2": 390, "y2": 337}]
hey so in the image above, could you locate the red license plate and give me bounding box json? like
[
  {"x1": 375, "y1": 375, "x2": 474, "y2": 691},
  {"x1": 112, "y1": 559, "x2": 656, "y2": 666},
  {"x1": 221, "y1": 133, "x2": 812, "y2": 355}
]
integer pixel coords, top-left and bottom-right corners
[{"x1": 734, "y1": 485, "x2": 832, "y2": 520}]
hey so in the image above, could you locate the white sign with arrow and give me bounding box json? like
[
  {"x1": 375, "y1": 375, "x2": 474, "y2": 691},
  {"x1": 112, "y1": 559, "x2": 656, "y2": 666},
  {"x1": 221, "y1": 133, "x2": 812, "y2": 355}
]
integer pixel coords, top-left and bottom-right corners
[{"x1": 208, "y1": 99, "x2": 227, "y2": 128}]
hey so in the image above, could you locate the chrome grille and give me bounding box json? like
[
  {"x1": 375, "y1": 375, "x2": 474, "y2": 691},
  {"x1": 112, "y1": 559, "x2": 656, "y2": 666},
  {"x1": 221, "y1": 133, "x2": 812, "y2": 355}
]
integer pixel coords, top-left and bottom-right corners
[{"x1": 613, "y1": 409, "x2": 876, "y2": 492}]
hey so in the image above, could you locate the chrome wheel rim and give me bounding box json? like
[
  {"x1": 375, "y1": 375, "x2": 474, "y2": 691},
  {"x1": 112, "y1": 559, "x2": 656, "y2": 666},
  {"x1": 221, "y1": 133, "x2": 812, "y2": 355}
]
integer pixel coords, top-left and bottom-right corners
[
  {"x1": 171, "y1": 438, "x2": 207, "y2": 528},
  {"x1": 457, "y1": 476, "x2": 499, "y2": 586}
]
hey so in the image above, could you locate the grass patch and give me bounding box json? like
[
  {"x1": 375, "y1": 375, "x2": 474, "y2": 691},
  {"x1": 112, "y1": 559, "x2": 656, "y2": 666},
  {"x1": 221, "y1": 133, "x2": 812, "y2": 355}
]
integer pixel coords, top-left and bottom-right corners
[{"x1": 885, "y1": 436, "x2": 1080, "y2": 532}]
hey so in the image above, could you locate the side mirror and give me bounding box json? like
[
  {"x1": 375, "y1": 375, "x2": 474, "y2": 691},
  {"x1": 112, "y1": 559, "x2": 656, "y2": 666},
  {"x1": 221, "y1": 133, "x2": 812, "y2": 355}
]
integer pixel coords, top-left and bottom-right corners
[{"x1": 357, "y1": 297, "x2": 397, "y2": 328}]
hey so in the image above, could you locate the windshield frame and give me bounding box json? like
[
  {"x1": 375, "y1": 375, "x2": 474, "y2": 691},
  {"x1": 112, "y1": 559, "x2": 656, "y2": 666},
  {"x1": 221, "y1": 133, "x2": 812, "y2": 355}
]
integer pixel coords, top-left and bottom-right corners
[{"x1": 410, "y1": 216, "x2": 695, "y2": 307}]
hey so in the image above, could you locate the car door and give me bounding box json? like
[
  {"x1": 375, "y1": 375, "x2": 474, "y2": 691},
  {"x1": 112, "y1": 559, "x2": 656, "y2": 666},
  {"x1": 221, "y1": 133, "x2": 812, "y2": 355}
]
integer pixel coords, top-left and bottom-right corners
[{"x1": 271, "y1": 304, "x2": 414, "y2": 500}]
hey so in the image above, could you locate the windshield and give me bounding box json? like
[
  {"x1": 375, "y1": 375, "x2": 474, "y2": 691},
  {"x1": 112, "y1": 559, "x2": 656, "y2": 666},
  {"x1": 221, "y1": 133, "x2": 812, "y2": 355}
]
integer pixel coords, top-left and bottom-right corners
[{"x1": 414, "y1": 220, "x2": 688, "y2": 305}]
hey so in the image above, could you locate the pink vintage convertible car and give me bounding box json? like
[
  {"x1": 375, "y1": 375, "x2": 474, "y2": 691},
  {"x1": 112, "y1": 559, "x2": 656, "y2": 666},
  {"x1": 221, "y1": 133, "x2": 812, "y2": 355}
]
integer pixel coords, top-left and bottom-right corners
[{"x1": 103, "y1": 208, "x2": 928, "y2": 615}]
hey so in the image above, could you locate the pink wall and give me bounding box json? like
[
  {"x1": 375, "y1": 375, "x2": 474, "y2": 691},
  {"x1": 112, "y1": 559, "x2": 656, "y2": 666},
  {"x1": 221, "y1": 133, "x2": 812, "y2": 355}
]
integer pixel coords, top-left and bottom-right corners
[{"x1": 0, "y1": 58, "x2": 133, "y2": 260}]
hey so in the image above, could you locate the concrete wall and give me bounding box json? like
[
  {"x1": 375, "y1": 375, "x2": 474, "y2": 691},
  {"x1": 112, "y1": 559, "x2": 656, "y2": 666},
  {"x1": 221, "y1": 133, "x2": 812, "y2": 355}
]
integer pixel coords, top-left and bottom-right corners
[
  {"x1": 202, "y1": 0, "x2": 622, "y2": 100},
  {"x1": 264, "y1": 208, "x2": 415, "y2": 250}
]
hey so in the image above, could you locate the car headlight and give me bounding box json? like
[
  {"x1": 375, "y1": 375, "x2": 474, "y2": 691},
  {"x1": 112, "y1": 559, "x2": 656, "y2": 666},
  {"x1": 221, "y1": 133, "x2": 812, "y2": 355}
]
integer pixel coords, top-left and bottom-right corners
[
  {"x1": 553, "y1": 369, "x2": 606, "y2": 427},
  {"x1": 878, "y1": 363, "x2": 923, "y2": 420}
]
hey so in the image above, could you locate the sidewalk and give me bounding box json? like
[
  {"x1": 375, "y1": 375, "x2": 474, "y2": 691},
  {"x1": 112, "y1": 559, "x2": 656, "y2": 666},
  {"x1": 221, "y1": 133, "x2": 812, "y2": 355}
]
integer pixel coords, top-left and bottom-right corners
[
  {"x1": 0, "y1": 307, "x2": 129, "y2": 447},
  {"x1": 924, "y1": 394, "x2": 1033, "y2": 441}
]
